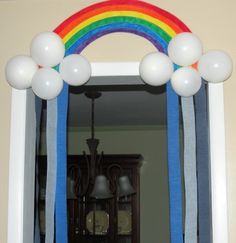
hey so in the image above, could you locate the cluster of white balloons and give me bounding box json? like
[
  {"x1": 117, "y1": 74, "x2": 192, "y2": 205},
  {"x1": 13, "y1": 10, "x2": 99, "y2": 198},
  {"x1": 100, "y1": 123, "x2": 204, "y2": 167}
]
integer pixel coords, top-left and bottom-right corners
[
  {"x1": 139, "y1": 32, "x2": 233, "y2": 97},
  {"x1": 5, "y1": 31, "x2": 91, "y2": 100},
  {"x1": 5, "y1": 31, "x2": 233, "y2": 99}
]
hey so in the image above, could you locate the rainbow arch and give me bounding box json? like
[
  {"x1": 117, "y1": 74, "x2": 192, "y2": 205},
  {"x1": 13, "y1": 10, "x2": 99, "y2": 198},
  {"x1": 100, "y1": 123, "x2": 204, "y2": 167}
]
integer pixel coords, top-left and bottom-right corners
[
  {"x1": 52, "y1": 2, "x2": 192, "y2": 243},
  {"x1": 54, "y1": 0, "x2": 191, "y2": 54}
]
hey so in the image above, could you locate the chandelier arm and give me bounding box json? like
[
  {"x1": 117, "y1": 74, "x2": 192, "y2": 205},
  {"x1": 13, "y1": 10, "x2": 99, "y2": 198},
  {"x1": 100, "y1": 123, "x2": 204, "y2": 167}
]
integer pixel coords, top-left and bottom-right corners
[
  {"x1": 107, "y1": 164, "x2": 123, "y2": 193},
  {"x1": 68, "y1": 164, "x2": 80, "y2": 198},
  {"x1": 91, "y1": 97, "x2": 95, "y2": 140},
  {"x1": 77, "y1": 151, "x2": 91, "y2": 197},
  {"x1": 74, "y1": 167, "x2": 81, "y2": 196},
  {"x1": 97, "y1": 151, "x2": 104, "y2": 174}
]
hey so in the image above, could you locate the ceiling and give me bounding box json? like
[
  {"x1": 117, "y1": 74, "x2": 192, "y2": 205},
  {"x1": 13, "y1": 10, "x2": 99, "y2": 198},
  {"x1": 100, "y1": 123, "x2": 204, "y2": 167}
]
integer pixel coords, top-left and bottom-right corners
[{"x1": 42, "y1": 76, "x2": 168, "y2": 128}]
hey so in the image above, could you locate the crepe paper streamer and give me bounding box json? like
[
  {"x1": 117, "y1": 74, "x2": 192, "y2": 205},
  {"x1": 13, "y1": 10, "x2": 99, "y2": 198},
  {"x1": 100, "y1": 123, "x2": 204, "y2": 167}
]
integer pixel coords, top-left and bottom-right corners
[
  {"x1": 45, "y1": 99, "x2": 58, "y2": 243},
  {"x1": 167, "y1": 83, "x2": 184, "y2": 243},
  {"x1": 55, "y1": 84, "x2": 69, "y2": 243},
  {"x1": 52, "y1": 1, "x2": 192, "y2": 242},
  {"x1": 34, "y1": 97, "x2": 42, "y2": 243},
  {"x1": 195, "y1": 84, "x2": 213, "y2": 243},
  {"x1": 181, "y1": 97, "x2": 198, "y2": 243}
]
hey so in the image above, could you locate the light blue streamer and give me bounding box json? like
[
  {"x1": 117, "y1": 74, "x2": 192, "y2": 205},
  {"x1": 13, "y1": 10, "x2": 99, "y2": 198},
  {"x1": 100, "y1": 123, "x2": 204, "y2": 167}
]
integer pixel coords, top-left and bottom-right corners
[
  {"x1": 181, "y1": 97, "x2": 198, "y2": 243},
  {"x1": 46, "y1": 99, "x2": 57, "y2": 243}
]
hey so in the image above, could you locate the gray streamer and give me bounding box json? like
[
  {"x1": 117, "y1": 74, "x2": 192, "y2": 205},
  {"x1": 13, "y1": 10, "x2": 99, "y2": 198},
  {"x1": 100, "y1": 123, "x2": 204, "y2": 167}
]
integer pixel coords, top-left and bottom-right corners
[
  {"x1": 45, "y1": 99, "x2": 57, "y2": 243},
  {"x1": 181, "y1": 97, "x2": 198, "y2": 243},
  {"x1": 34, "y1": 97, "x2": 42, "y2": 243},
  {"x1": 195, "y1": 84, "x2": 212, "y2": 243}
]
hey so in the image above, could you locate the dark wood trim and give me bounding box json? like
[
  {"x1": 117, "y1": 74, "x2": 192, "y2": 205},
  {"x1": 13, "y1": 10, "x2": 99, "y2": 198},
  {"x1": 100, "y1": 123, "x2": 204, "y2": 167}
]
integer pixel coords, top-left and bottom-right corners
[{"x1": 38, "y1": 154, "x2": 142, "y2": 243}]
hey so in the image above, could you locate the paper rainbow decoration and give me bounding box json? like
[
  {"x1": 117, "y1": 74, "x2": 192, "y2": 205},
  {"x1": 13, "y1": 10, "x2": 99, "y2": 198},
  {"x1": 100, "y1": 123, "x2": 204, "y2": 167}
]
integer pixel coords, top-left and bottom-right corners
[
  {"x1": 54, "y1": 0, "x2": 190, "y2": 55},
  {"x1": 52, "y1": 2, "x2": 191, "y2": 243}
]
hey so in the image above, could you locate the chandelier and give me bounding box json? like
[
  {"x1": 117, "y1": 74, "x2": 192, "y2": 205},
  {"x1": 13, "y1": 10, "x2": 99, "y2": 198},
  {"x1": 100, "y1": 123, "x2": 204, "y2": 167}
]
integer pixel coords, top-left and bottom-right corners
[{"x1": 72, "y1": 91, "x2": 135, "y2": 199}]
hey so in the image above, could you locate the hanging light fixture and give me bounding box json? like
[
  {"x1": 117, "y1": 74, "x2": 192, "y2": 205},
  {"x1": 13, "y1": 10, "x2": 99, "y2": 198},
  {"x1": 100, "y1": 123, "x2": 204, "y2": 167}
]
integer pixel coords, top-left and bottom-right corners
[{"x1": 76, "y1": 91, "x2": 135, "y2": 200}]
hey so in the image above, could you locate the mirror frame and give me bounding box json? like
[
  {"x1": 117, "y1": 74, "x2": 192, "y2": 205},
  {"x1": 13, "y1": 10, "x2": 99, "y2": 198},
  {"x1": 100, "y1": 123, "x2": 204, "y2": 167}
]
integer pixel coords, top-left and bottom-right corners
[{"x1": 7, "y1": 62, "x2": 229, "y2": 243}]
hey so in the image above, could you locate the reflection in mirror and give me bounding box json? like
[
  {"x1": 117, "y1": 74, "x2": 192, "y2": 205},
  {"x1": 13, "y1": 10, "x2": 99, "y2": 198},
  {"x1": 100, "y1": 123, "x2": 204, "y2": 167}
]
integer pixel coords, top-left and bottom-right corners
[{"x1": 38, "y1": 75, "x2": 183, "y2": 243}]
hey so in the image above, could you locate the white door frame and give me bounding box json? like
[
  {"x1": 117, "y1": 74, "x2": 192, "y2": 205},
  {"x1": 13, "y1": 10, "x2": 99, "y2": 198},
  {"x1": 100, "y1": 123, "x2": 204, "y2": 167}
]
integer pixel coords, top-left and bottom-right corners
[{"x1": 7, "y1": 62, "x2": 229, "y2": 243}]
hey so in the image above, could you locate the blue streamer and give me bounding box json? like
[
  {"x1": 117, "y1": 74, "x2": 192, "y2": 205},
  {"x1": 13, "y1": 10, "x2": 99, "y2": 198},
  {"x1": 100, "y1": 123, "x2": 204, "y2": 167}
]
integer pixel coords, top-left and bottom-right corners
[
  {"x1": 55, "y1": 84, "x2": 69, "y2": 243},
  {"x1": 167, "y1": 83, "x2": 184, "y2": 243}
]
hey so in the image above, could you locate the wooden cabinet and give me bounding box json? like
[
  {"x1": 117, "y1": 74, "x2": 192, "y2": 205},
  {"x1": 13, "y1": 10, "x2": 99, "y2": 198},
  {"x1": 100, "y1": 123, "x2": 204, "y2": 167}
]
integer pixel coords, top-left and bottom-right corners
[{"x1": 38, "y1": 155, "x2": 142, "y2": 243}]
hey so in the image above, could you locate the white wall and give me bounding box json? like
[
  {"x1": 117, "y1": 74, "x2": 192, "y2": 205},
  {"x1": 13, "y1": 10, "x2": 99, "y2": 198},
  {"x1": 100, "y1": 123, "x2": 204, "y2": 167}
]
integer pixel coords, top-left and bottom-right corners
[{"x1": 40, "y1": 126, "x2": 170, "y2": 243}]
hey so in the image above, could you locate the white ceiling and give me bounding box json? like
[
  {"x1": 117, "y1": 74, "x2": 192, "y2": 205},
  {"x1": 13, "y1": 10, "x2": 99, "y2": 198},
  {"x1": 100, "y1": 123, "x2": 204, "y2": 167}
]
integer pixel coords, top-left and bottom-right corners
[
  {"x1": 42, "y1": 76, "x2": 167, "y2": 127},
  {"x1": 68, "y1": 90, "x2": 166, "y2": 127},
  {"x1": 67, "y1": 76, "x2": 167, "y2": 127}
]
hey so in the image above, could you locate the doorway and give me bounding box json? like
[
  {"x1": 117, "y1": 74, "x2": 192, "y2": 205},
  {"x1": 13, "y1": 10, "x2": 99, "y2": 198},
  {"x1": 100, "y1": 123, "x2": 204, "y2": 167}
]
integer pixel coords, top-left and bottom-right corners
[{"x1": 8, "y1": 62, "x2": 228, "y2": 243}]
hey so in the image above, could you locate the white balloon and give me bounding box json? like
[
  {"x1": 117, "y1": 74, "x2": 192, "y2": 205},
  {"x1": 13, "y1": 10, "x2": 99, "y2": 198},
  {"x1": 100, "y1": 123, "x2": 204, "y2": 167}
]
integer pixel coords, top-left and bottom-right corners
[
  {"x1": 59, "y1": 54, "x2": 91, "y2": 86},
  {"x1": 171, "y1": 67, "x2": 202, "y2": 97},
  {"x1": 31, "y1": 68, "x2": 63, "y2": 100},
  {"x1": 168, "y1": 32, "x2": 203, "y2": 66},
  {"x1": 139, "y1": 52, "x2": 174, "y2": 86},
  {"x1": 30, "y1": 31, "x2": 65, "y2": 67},
  {"x1": 5, "y1": 55, "x2": 38, "y2": 90},
  {"x1": 198, "y1": 50, "x2": 233, "y2": 83}
]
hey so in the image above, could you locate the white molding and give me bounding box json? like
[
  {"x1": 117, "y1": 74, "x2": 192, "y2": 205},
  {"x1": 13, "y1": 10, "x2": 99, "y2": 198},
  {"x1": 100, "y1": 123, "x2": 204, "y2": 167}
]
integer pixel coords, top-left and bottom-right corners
[
  {"x1": 208, "y1": 83, "x2": 229, "y2": 243},
  {"x1": 91, "y1": 62, "x2": 139, "y2": 76},
  {"x1": 8, "y1": 63, "x2": 229, "y2": 243},
  {"x1": 8, "y1": 89, "x2": 36, "y2": 243},
  {"x1": 8, "y1": 89, "x2": 27, "y2": 243}
]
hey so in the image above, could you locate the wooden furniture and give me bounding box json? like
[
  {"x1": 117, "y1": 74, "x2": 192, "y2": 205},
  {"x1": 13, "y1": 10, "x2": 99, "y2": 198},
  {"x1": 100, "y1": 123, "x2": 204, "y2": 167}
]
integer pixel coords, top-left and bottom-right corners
[{"x1": 38, "y1": 154, "x2": 142, "y2": 243}]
